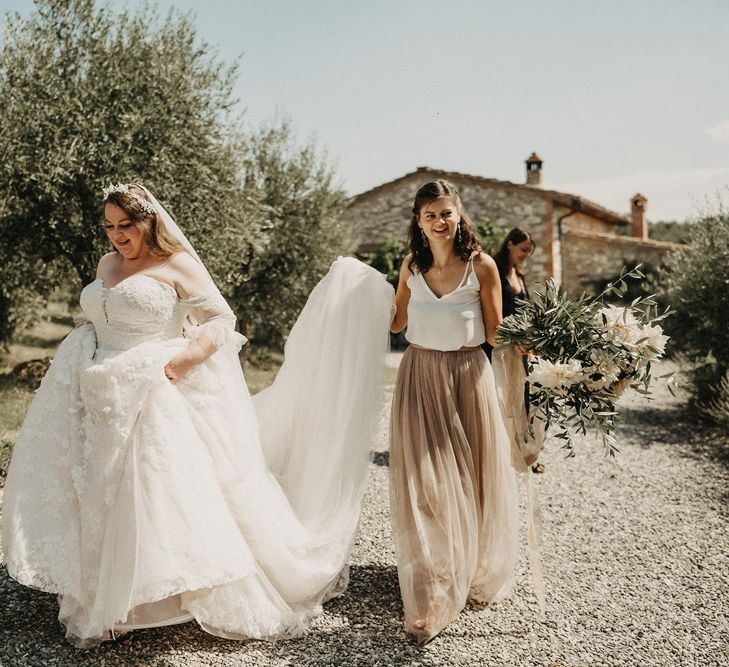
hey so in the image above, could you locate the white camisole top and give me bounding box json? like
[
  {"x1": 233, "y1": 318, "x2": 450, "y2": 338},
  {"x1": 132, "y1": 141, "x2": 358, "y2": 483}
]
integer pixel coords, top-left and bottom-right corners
[{"x1": 405, "y1": 257, "x2": 486, "y2": 351}]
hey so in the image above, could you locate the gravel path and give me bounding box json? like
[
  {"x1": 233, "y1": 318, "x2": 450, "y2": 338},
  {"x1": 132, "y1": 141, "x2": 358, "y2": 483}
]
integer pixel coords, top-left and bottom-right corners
[{"x1": 1, "y1": 358, "x2": 727, "y2": 666}]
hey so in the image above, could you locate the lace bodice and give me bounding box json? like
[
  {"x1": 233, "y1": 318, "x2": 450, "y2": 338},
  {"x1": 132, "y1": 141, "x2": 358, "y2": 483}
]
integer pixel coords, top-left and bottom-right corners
[
  {"x1": 79, "y1": 274, "x2": 237, "y2": 352},
  {"x1": 80, "y1": 276, "x2": 185, "y2": 351}
]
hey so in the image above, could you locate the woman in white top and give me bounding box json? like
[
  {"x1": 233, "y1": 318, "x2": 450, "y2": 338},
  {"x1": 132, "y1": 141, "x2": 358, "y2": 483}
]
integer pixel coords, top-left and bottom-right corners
[{"x1": 389, "y1": 180, "x2": 519, "y2": 644}]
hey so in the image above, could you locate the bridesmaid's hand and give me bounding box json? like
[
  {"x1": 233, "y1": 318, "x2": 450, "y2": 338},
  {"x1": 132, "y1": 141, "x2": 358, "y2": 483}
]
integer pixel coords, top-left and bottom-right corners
[{"x1": 517, "y1": 343, "x2": 538, "y2": 358}]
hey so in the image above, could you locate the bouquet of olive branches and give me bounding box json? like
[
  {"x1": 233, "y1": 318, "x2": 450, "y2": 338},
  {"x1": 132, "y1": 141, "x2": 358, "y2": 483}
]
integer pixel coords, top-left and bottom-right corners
[{"x1": 496, "y1": 266, "x2": 673, "y2": 455}]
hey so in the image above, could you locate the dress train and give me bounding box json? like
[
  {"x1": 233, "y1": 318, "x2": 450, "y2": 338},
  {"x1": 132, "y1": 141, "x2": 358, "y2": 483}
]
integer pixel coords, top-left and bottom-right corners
[{"x1": 2, "y1": 257, "x2": 393, "y2": 646}]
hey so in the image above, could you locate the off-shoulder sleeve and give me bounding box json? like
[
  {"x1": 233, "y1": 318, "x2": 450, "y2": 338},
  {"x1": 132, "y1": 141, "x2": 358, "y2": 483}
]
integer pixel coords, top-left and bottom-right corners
[
  {"x1": 180, "y1": 289, "x2": 246, "y2": 351},
  {"x1": 174, "y1": 255, "x2": 246, "y2": 351}
]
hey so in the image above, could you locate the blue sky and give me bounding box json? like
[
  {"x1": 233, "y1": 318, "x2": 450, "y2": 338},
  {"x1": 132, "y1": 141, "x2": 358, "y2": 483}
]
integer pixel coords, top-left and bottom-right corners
[{"x1": 3, "y1": 0, "x2": 728, "y2": 220}]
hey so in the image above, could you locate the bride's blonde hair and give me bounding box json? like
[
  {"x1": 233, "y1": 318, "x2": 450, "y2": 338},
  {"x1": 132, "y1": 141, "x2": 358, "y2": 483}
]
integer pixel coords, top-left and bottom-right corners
[{"x1": 103, "y1": 184, "x2": 184, "y2": 257}]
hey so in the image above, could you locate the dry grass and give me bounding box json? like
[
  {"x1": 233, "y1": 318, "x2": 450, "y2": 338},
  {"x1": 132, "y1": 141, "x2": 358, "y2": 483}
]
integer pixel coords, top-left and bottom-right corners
[
  {"x1": 241, "y1": 348, "x2": 284, "y2": 395},
  {"x1": 0, "y1": 374, "x2": 36, "y2": 480},
  {"x1": 0, "y1": 303, "x2": 68, "y2": 479},
  {"x1": 0, "y1": 301, "x2": 76, "y2": 375}
]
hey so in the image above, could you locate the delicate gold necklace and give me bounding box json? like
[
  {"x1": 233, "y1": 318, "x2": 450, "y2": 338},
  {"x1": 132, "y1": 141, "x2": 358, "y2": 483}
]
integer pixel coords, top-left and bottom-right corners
[{"x1": 434, "y1": 258, "x2": 457, "y2": 277}]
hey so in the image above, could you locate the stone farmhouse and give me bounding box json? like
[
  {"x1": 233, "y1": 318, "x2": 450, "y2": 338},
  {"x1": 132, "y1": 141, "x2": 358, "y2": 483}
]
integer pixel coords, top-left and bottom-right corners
[{"x1": 342, "y1": 154, "x2": 682, "y2": 293}]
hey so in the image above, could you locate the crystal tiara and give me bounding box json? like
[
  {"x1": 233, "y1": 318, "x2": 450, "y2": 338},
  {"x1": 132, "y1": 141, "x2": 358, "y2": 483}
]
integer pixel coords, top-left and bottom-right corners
[{"x1": 102, "y1": 183, "x2": 157, "y2": 215}]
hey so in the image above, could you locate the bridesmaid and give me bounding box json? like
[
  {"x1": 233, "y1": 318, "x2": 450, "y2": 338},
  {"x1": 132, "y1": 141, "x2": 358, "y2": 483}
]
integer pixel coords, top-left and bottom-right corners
[
  {"x1": 389, "y1": 180, "x2": 519, "y2": 644},
  {"x1": 482, "y1": 227, "x2": 533, "y2": 361},
  {"x1": 487, "y1": 228, "x2": 545, "y2": 473},
  {"x1": 491, "y1": 227, "x2": 534, "y2": 338}
]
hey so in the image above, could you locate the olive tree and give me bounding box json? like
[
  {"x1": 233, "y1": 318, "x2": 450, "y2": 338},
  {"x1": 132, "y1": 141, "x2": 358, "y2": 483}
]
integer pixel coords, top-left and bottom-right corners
[
  {"x1": 233, "y1": 119, "x2": 349, "y2": 345},
  {"x1": 0, "y1": 0, "x2": 263, "y2": 342},
  {"x1": 655, "y1": 205, "x2": 729, "y2": 421}
]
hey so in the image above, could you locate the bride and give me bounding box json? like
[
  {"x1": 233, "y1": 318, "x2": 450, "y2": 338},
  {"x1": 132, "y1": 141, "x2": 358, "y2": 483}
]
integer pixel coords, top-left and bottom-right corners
[{"x1": 2, "y1": 183, "x2": 394, "y2": 647}]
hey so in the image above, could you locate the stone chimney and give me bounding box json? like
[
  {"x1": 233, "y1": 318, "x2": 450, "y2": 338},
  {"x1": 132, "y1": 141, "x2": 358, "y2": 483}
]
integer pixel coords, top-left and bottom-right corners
[
  {"x1": 525, "y1": 152, "x2": 543, "y2": 186},
  {"x1": 630, "y1": 193, "x2": 648, "y2": 240}
]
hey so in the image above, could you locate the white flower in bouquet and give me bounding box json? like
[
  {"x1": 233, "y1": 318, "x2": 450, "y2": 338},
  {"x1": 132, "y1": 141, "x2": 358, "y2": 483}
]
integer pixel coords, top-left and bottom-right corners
[
  {"x1": 596, "y1": 305, "x2": 642, "y2": 346},
  {"x1": 637, "y1": 324, "x2": 669, "y2": 361},
  {"x1": 496, "y1": 264, "x2": 673, "y2": 456},
  {"x1": 529, "y1": 358, "x2": 583, "y2": 394},
  {"x1": 582, "y1": 348, "x2": 622, "y2": 391}
]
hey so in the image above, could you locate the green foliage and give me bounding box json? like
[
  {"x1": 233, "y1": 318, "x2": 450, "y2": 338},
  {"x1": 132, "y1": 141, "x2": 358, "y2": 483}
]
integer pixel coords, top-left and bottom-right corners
[
  {"x1": 0, "y1": 0, "x2": 262, "y2": 341},
  {"x1": 0, "y1": 374, "x2": 35, "y2": 436},
  {"x1": 585, "y1": 262, "x2": 660, "y2": 305},
  {"x1": 497, "y1": 266, "x2": 672, "y2": 455},
  {"x1": 231, "y1": 118, "x2": 348, "y2": 346},
  {"x1": 360, "y1": 234, "x2": 409, "y2": 287},
  {"x1": 0, "y1": 257, "x2": 56, "y2": 347},
  {"x1": 0, "y1": 438, "x2": 12, "y2": 481},
  {"x1": 654, "y1": 207, "x2": 729, "y2": 415},
  {"x1": 649, "y1": 220, "x2": 693, "y2": 244},
  {"x1": 703, "y1": 371, "x2": 729, "y2": 425},
  {"x1": 474, "y1": 218, "x2": 507, "y2": 254}
]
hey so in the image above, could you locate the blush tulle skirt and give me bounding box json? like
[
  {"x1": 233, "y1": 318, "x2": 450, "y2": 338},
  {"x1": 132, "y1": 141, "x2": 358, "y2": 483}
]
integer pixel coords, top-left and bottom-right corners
[{"x1": 389, "y1": 346, "x2": 519, "y2": 644}]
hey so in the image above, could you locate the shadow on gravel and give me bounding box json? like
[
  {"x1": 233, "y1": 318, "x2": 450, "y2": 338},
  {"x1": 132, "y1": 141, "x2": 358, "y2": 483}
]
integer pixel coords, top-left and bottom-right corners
[
  {"x1": 370, "y1": 450, "x2": 389, "y2": 467},
  {"x1": 255, "y1": 563, "x2": 444, "y2": 666},
  {"x1": 0, "y1": 563, "x2": 453, "y2": 666},
  {"x1": 621, "y1": 403, "x2": 729, "y2": 471},
  {"x1": 0, "y1": 566, "x2": 63, "y2": 652}
]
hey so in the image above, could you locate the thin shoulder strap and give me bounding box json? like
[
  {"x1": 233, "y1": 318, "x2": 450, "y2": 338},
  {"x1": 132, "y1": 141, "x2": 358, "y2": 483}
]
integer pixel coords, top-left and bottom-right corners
[
  {"x1": 457, "y1": 253, "x2": 477, "y2": 289},
  {"x1": 520, "y1": 274, "x2": 530, "y2": 298}
]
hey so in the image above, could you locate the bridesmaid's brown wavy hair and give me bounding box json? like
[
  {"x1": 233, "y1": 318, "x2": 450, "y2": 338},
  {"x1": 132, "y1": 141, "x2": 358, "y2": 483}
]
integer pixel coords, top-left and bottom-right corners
[
  {"x1": 103, "y1": 184, "x2": 183, "y2": 257},
  {"x1": 492, "y1": 226, "x2": 535, "y2": 279},
  {"x1": 407, "y1": 180, "x2": 480, "y2": 274}
]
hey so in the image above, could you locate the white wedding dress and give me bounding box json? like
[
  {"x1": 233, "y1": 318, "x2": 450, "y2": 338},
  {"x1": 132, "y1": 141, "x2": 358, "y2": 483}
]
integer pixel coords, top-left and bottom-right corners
[{"x1": 2, "y1": 256, "x2": 393, "y2": 647}]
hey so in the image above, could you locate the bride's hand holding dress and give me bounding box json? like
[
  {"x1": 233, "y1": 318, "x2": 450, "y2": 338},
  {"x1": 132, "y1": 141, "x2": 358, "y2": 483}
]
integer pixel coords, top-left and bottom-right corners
[{"x1": 2, "y1": 183, "x2": 394, "y2": 647}]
